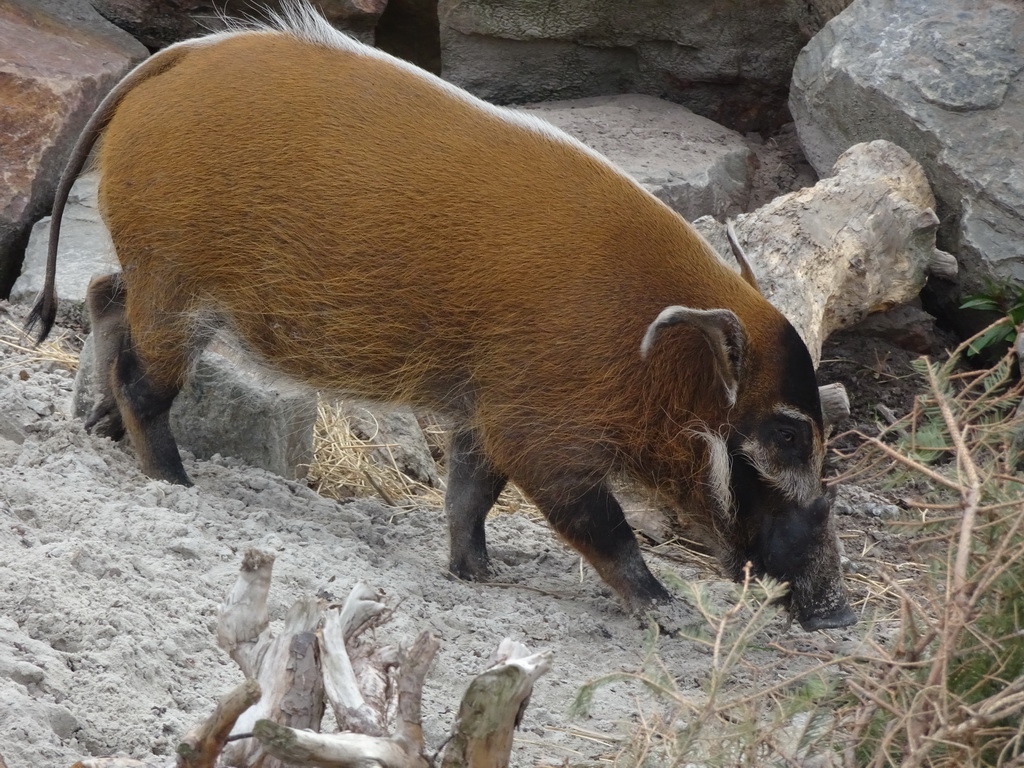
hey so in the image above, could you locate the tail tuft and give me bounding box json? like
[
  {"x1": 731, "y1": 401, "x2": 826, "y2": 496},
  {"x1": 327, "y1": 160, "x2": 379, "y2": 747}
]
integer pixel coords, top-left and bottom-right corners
[{"x1": 24, "y1": 291, "x2": 57, "y2": 345}]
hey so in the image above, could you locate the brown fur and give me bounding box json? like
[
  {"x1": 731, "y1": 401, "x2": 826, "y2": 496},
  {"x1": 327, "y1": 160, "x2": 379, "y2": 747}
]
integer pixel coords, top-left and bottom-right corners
[
  {"x1": 32, "y1": 6, "x2": 853, "y2": 628},
  {"x1": 96, "y1": 29, "x2": 778, "y2": 487}
]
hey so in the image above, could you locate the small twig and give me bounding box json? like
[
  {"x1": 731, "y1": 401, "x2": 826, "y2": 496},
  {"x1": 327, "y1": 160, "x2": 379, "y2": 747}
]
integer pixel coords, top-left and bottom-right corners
[
  {"x1": 841, "y1": 432, "x2": 964, "y2": 491},
  {"x1": 448, "y1": 573, "x2": 576, "y2": 600},
  {"x1": 362, "y1": 469, "x2": 397, "y2": 507}
]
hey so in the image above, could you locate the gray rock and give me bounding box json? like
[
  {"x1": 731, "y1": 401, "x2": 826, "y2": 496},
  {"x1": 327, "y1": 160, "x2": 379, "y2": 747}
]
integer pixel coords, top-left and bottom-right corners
[
  {"x1": 439, "y1": 0, "x2": 814, "y2": 133},
  {"x1": 340, "y1": 404, "x2": 440, "y2": 487},
  {"x1": 70, "y1": 336, "x2": 100, "y2": 421},
  {"x1": 11, "y1": 173, "x2": 116, "y2": 326},
  {"x1": 74, "y1": 336, "x2": 317, "y2": 480},
  {"x1": 89, "y1": 0, "x2": 388, "y2": 49},
  {"x1": 790, "y1": 0, "x2": 1024, "y2": 290},
  {"x1": 833, "y1": 484, "x2": 900, "y2": 520},
  {"x1": 0, "y1": 0, "x2": 146, "y2": 292},
  {"x1": 521, "y1": 95, "x2": 754, "y2": 220},
  {"x1": 173, "y1": 349, "x2": 317, "y2": 481}
]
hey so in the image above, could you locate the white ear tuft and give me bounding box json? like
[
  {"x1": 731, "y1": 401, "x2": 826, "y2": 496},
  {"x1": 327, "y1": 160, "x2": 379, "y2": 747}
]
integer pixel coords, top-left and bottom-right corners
[{"x1": 640, "y1": 306, "x2": 747, "y2": 407}]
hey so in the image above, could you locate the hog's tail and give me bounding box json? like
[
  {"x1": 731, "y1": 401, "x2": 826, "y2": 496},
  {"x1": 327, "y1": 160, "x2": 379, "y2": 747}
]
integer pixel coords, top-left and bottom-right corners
[{"x1": 26, "y1": 41, "x2": 200, "y2": 344}]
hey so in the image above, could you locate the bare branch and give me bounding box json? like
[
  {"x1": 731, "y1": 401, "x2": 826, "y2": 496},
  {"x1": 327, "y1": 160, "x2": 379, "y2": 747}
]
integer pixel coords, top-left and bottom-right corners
[
  {"x1": 176, "y1": 679, "x2": 261, "y2": 768},
  {"x1": 320, "y1": 583, "x2": 390, "y2": 736},
  {"x1": 216, "y1": 549, "x2": 275, "y2": 678},
  {"x1": 393, "y1": 631, "x2": 439, "y2": 759},
  {"x1": 252, "y1": 720, "x2": 414, "y2": 768}
]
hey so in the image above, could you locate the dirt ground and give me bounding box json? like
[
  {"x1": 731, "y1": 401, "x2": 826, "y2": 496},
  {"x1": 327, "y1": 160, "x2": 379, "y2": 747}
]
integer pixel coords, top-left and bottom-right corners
[{"x1": 0, "y1": 288, "x2": 942, "y2": 768}]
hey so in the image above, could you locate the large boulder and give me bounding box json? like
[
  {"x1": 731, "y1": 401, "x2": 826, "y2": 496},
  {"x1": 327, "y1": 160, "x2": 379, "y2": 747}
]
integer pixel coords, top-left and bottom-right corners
[
  {"x1": 72, "y1": 337, "x2": 318, "y2": 480},
  {"x1": 790, "y1": 0, "x2": 1024, "y2": 290},
  {"x1": 521, "y1": 95, "x2": 755, "y2": 220},
  {"x1": 439, "y1": 0, "x2": 815, "y2": 133},
  {"x1": 0, "y1": 0, "x2": 146, "y2": 297},
  {"x1": 89, "y1": 0, "x2": 388, "y2": 49}
]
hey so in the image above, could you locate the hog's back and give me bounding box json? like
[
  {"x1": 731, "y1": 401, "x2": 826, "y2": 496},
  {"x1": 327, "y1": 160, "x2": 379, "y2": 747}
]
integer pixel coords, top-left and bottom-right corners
[{"x1": 97, "y1": 30, "x2": 747, "y2": 428}]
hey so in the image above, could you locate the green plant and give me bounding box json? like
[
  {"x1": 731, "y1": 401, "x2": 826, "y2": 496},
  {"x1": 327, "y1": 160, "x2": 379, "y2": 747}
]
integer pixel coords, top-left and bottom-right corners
[{"x1": 960, "y1": 281, "x2": 1024, "y2": 356}]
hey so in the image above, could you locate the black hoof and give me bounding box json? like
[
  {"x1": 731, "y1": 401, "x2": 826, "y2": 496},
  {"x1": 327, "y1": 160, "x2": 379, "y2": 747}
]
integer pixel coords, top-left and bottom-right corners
[
  {"x1": 448, "y1": 557, "x2": 491, "y2": 583},
  {"x1": 798, "y1": 603, "x2": 857, "y2": 632},
  {"x1": 84, "y1": 402, "x2": 126, "y2": 441}
]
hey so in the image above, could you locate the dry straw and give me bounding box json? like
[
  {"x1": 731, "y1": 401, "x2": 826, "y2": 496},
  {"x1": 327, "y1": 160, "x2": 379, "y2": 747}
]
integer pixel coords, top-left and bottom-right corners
[
  {"x1": 308, "y1": 399, "x2": 444, "y2": 508},
  {"x1": 308, "y1": 401, "x2": 539, "y2": 521},
  {"x1": 0, "y1": 317, "x2": 79, "y2": 371}
]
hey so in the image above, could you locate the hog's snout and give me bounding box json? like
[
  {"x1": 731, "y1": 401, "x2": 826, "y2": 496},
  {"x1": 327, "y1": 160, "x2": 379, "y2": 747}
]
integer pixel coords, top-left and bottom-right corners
[
  {"x1": 758, "y1": 495, "x2": 856, "y2": 632},
  {"x1": 760, "y1": 496, "x2": 830, "y2": 580},
  {"x1": 798, "y1": 602, "x2": 857, "y2": 631}
]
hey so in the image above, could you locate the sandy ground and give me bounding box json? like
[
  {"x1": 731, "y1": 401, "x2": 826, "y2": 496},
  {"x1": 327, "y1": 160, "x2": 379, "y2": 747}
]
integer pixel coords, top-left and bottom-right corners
[{"x1": 0, "y1": 299, "x2": 883, "y2": 768}]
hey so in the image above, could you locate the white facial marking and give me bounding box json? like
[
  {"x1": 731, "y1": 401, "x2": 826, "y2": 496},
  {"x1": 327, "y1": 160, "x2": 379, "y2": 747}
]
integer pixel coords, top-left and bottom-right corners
[
  {"x1": 694, "y1": 430, "x2": 733, "y2": 524},
  {"x1": 739, "y1": 405, "x2": 824, "y2": 504}
]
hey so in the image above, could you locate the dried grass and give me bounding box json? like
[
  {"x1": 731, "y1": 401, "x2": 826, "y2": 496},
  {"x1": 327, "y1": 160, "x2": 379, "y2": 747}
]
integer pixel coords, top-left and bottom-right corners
[
  {"x1": 572, "y1": 569, "x2": 842, "y2": 767},
  {"x1": 831, "y1": 324, "x2": 1024, "y2": 768},
  {"x1": 307, "y1": 400, "x2": 537, "y2": 521},
  {"x1": 574, "y1": 321, "x2": 1024, "y2": 767},
  {"x1": 307, "y1": 399, "x2": 443, "y2": 507},
  {"x1": 0, "y1": 317, "x2": 79, "y2": 372}
]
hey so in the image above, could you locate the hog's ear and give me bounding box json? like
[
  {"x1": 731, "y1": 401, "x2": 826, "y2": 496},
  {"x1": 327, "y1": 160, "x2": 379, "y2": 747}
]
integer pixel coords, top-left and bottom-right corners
[{"x1": 640, "y1": 306, "x2": 747, "y2": 407}]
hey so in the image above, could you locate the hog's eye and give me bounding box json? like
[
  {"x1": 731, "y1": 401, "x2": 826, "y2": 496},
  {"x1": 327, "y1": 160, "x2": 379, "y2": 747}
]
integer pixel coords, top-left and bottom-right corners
[
  {"x1": 767, "y1": 416, "x2": 813, "y2": 460},
  {"x1": 777, "y1": 425, "x2": 797, "y2": 443}
]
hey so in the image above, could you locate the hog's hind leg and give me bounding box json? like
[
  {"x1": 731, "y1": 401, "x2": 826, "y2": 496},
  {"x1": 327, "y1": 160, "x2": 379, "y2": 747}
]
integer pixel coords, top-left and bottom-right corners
[
  {"x1": 445, "y1": 425, "x2": 508, "y2": 581},
  {"x1": 110, "y1": 333, "x2": 190, "y2": 486},
  {"x1": 83, "y1": 273, "x2": 127, "y2": 440},
  {"x1": 105, "y1": 272, "x2": 203, "y2": 486}
]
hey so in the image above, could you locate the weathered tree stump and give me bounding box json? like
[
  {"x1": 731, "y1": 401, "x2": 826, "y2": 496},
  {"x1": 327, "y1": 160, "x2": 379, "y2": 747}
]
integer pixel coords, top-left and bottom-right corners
[
  {"x1": 441, "y1": 639, "x2": 553, "y2": 768},
  {"x1": 68, "y1": 549, "x2": 551, "y2": 768},
  {"x1": 818, "y1": 382, "x2": 851, "y2": 428},
  {"x1": 696, "y1": 140, "x2": 957, "y2": 368}
]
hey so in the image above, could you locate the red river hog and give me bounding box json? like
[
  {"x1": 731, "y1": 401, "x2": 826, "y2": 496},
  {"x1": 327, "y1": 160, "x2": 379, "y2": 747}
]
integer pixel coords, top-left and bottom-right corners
[{"x1": 29, "y1": 1, "x2": 855, "y2": 631}]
